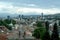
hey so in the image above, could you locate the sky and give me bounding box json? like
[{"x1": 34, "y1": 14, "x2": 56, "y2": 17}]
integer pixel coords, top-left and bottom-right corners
[{"x1": 0, "y1": 0, "x2": 60, "y2": 15}]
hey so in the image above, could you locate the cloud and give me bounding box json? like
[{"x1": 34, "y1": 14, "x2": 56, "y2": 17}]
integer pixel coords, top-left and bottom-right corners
[
  {"x1": 25, "y1": 4, "x2": 36, "y2": 6},
  {"x1": 12, "y1": 3, "x2": 37, "y2": 7},
  {"x1": 17, "y1": 7, "x2": 60, "y2": 14},
  {"x1": 0, "y1": 2, "x2": 60, "y2": 15}
]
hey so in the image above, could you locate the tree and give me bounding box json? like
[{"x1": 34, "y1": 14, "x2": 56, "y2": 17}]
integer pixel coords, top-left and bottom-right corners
[
  {"x1": 32, "y1": 21, "x2": 45, "y2": 40},
  {"x1": 42, "y1": 21, "x2": 50, "y2": 40},
  {"x1": 2, "y1": 21, "x2": 12, "y2": 30},
  {"x1": 4, "y1": 19, "x2": 16, "y2": 25},
  {"x1": 45, "y1": 21, "x2": 49, "y2": 31},
  {"x1": 42, "y1": 31, "x2": 50, "y2": 40},
  {"x1": 59, "y1": 20, "x2": 60, "y2": 26},
  {"x1": 11, "y1": 20, "x2": 16, "y2": 25},
  {"x1": 3, "y1": 19, "x2": 16, "y2": 30},
  {"x1": 32, "y1": 28, "x2": 40, "y2": 39},
  {"x1": 36, "y1": 21, "x2": 43, "y2": 27},
  {"x1": 4, "y1": 19, "x2": 11, "y2": 24},
  {"x1": 0, "y1": 20, "x2": 4, "y2": 26},
  {"x1": 51, "y1": 23, "x2": 59, "y2": 40},
  {"x1": 0, "y1": 19, "x2": 12, "y2": 30}
]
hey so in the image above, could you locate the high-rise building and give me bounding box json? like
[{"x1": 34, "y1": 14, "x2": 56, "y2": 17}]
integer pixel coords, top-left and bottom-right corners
[{"x1": 41, "y1": 13, "x2": 43, "y2": 20}]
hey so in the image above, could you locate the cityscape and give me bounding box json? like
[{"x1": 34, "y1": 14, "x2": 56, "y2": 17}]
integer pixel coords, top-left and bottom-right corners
[
  {"x1": 0, "y1": 13, "x2": 60, "y2": 40},
  {"x1": 0, "y1": 0, "x2": 60, "y2": 40}
]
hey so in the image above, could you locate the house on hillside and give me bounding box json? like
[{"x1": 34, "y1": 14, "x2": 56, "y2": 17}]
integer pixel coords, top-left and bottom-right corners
[{"x1": 0, "y1": 26, "x2": 9, "y2": 33}]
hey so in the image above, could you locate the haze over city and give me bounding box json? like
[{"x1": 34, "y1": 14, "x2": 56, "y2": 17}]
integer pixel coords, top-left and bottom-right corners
[
  {"x1": 0, "y1": 0, "x2": 60, "y2": 15},
  {"x1": 0, "y1": 0, "x2": 60, "y2": 40}
]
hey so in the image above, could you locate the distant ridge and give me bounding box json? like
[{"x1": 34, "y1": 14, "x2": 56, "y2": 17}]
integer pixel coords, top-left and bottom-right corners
[{"x1": 0, "y1": 13, "x2": 60, "y2": 18}]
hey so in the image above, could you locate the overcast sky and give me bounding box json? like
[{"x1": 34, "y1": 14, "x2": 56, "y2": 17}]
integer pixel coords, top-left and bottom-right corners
[{"x1": 0, "y1": 0, "x2": 60, "y2": 15}]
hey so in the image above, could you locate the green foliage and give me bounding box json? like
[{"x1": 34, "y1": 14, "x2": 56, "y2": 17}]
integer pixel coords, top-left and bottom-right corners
[
  {"x1": 2, "y1": 20, "x2": 12, "y2": 30},
  {"x1": 32, "y1": 21, "x2": 46, "y2": 39},
  {"x1": 36, "y1": 21, "x2": 43, "y2": 27},
  {"x1": 0, "y1": 19, "x2": 16, "y2": 30},
  {"x1": 39, "y1": 27, "x2": 46, "y2": 39},
  {"x1": 0, "y1": 20, "x2": 4, "y2": 26},
  {"x1": 32, "y1": 28, "x2": 40, "y2": 39},
  {"x1": 4, "y1": 19, "x2": 11, "y2": 24},
  {"x1": 45, "y1": 21, "x2": 49, "y2": 31},
  {"x1": 4, "y1": 19, "x2": 16, "y2": 25},
  {"x1": 11, "y1": 20, "x2": 16, "y2": 25},
  {"x1": 59, "y1": 20, "x2": 60, "y2": 26},
  {"x1": 42, "y1": 31, "x2": 50, "y2": 40},
  {"x1": 42, "y1": 21, "x2": 50, "y2": 40},
  {"x1": 51, "y1": 23, "x2": 59, "y2": 40}
]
